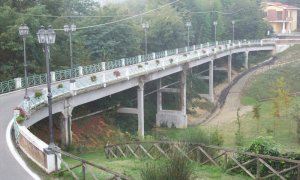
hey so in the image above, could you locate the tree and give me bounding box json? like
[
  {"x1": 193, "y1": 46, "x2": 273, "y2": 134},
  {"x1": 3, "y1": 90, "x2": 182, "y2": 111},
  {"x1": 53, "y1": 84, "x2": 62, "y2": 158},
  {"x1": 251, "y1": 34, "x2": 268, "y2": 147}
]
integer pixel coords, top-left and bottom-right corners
[
  {"x1": 252, "y1": 102, "x2": 261, "y2": 135},
  {"x1": 291, "y1": 104, "x2": 300, "y2": 143}
]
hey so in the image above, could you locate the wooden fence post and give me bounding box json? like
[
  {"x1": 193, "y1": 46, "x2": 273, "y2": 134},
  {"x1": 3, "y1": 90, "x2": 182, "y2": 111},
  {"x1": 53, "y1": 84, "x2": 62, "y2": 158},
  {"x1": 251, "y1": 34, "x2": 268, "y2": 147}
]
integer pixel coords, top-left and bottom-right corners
[
  {"x1": 297, "y1": 164, "x2": 300, "y2": 180},
  {"x1": 256, "y1": 157, "x2": 260, "y2": 179},
  {"x1": 82, "y1": 162, "x2": 86, "y2": 180},
  {"x1": 224, "y1": 152, "x2": 228, "y2": 171}
]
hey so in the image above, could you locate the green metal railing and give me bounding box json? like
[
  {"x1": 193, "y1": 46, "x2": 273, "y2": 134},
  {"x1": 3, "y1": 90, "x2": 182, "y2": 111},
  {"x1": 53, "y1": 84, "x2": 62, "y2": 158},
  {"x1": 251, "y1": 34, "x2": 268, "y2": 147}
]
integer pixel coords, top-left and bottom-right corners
[{"x1": 0, "y1": 39, "x2": 275, "y2": 95}]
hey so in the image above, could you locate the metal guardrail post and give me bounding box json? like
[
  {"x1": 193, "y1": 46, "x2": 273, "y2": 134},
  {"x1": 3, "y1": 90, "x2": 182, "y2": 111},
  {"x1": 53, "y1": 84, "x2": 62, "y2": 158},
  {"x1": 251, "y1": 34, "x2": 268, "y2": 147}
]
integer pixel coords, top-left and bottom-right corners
[
  {"x1": 176, "y1": 49, "x2": 179, "y2": 54},
  {"x1": 138, "y1": 55, "x2": 142, "y2": 63},
  {"x1": 165, "y1": 50, "x2": 168, "y2": 57}
]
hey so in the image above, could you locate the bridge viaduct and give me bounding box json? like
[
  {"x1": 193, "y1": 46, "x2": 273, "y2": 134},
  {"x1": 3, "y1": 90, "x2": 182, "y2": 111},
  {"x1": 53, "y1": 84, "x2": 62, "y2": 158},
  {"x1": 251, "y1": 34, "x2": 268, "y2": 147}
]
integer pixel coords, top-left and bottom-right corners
[{"x1": 0, "y1": 39, "x2": 288, "y2": 178}]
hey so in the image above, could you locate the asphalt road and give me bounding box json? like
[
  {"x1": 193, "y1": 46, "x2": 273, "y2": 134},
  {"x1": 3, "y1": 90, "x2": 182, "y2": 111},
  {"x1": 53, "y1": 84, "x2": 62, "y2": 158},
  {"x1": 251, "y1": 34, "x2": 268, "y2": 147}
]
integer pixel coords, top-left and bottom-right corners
[{"x1": 0, "y1": 89, "x2": 37, "y2": 180}]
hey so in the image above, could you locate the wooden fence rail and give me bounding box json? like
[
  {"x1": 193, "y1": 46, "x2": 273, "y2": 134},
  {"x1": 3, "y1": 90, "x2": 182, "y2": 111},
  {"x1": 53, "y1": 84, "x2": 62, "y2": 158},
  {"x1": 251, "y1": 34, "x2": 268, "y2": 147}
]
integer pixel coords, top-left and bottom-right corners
[
  {"x1": 105, "y1": 141, "x2": 300, "y2": 180},
  {"x1": 51, "y1": 146, "x2": 131, "y2": 180}
]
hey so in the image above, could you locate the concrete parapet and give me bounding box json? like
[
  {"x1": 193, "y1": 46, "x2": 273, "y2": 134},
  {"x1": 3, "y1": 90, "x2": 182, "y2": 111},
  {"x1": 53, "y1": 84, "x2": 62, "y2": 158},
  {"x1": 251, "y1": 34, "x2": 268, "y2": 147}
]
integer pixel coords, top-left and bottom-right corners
[{"x1": 18, "y1": 126, "x2": 61, "y2": 173}]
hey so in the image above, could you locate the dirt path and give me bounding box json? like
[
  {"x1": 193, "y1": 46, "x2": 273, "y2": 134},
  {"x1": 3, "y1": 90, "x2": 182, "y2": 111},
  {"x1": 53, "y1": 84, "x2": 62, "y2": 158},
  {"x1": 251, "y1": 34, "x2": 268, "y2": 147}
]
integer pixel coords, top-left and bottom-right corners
[{"x1": 203, "y1": 71, "x2": 256, "y2": 126}]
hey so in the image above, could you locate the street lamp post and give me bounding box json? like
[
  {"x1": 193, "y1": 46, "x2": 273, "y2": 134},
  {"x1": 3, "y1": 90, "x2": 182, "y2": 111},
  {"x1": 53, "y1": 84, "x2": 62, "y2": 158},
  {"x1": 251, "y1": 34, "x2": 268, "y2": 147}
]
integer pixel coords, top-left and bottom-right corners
[
  {"x1": 37, "y1": 25, "x2": 56, "y2": 148},
  {"x1": 232, "y1": 20, "x2": 235, "y2": 43},
  {"x1": 142, "y1": 22, "x2": 149, "y2": 62},
  {"x1": 19, "y1": 24, "x2": 30, "y2": 100},
  {"x1": 64, "y1": 24, "x2": 76, "y2": 82},
  {"x1": 213, "y1": 21, "x2": 218, "y2": 45},
  {"x1": 186, "y1": 21, "x2": 192, "y2": 48}
]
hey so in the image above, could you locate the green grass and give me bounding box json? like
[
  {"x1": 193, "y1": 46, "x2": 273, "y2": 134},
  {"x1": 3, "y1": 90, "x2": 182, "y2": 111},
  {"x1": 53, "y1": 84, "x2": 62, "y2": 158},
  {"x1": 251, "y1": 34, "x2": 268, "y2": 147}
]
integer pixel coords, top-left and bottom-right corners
[
  {"x1": 55, "y1": 151, "x2": 249, "y2": 180},
  {"x1": 217, "y1": 97, "x2": 300, "y2": 152},
  {"x1": 232, "y1": 45, "x2": 300, "y2": 152}
]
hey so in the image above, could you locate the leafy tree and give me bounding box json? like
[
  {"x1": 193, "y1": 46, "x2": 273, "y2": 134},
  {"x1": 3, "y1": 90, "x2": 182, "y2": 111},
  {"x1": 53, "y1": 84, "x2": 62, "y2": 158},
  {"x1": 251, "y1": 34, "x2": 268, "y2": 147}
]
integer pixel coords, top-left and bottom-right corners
[{"x1": 252, "y1": 102, "x2": 261, "y2": 135}]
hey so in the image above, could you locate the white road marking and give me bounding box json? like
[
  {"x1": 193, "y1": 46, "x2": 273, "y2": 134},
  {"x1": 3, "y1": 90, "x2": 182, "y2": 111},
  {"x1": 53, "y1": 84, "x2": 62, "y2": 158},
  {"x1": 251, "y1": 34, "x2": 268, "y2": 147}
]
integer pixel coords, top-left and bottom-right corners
[{"x1": 6, "y1": 120, "x2": 40, "y2": 180}]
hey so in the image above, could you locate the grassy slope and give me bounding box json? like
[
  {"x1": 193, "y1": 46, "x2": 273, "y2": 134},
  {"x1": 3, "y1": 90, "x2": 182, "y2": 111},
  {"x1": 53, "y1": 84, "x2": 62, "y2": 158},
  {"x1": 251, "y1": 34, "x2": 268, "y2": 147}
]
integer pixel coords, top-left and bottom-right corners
[{"x1": 222, "y1": 45, "x2": 300, "y2": 152}]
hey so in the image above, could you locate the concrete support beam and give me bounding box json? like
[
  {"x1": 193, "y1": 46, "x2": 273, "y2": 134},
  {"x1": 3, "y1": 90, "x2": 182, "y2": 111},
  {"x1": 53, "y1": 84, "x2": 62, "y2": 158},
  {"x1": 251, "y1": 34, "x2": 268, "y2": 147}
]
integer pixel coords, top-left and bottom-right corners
[
  {"x1": 228, "y1": 54, "x2": 232, "y2": 82},
  {"x1": 117, "y1": 108, "x2": 138, "y2": 114},
  {"x1": 137, "y1": 81, "x2": 144, "y2": 137},
  {"x1": 213, "y1": 67, "x2": 228, "y2": 71},
  {"x1": 196, "y1": 76, "x2": 209, "y2": 80},
  {"x1": 209, "y1": 61, "x2": 214, "y2": 102},
  {"x1": 160, "y1": 88, "x2": 180, "y2": 93},
  {"x1": 245, "y1": 51, "x2": 249, "y2": 69}
]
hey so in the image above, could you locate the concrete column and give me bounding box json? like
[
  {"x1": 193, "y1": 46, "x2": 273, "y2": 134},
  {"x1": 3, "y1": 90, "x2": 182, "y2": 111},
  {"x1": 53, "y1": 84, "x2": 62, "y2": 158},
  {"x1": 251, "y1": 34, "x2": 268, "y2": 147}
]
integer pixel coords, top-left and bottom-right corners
[
  {"x1": 60, "y1": 114, "x2": 72, "y2": 148},
  {"x1": 228, "y1": 54, "x2": 232, "y2": 82},
  {"x1": 157, "y1": 79, "x2": 162, "y2": 112},
  {"x1": 209, "y1": 61, "x2": 214, "y2": 102},
  {"x1": 78, "y1": 66, "x2": 83, "y2": 76},
  {"x1": 14, "y1": 78, "x2": 22, "y2": 89},
  {"x1": 180, "y1": 70, "x2": 187, "y2": 115},
  {"x1": 137, "y1": 82, "x2": 144, "y2": 137},
  {"x1": 50, "y1": 71, "x2": 56, "y2": 82},
  {"x1": 121, "y1": 58, "x2": 125, "y2": 67},
  {"x1": 101, "y1": 62, "x2": 106, "y2": 71},
  {"x1": 282, "y1": 22, "x2": 286, "y2": 33},
  {"x1": 245, "y1": 51, "x2": 249, "y2": 69}
]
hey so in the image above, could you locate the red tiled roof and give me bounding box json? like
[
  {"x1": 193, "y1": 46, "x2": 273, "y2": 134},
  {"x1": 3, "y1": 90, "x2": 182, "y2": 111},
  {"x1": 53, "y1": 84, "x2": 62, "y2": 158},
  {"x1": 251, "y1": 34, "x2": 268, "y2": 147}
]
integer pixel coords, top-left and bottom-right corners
[{"x1": 264, "y1": 2, "x2": 299, "y2": 10}]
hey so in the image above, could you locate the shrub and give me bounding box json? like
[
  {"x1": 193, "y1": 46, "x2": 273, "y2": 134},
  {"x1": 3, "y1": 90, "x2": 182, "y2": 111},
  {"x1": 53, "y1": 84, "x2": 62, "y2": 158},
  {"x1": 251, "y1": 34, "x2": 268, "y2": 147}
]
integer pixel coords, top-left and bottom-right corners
[
  {"x1": 169, "y1": 58, "x2": 174, "y2": 63},
  {"x1": 113, "y1": 70, "x2": 121, "y2": 77},
  {"x1": 137, "y1": 64, "x2": 143, "y2": 68},
  {"x1": 57, "y1": 84, "x2": 63, "y2": 89},
  {"x1": 14, "y1": 107, "x2": 27, "y2": 118},
  {"x1": 90, "y1": 75, "x2": 97, "y2": 82},
  {"x1": 34, "y1": 91, "x2": 43, "y2": 98},
  {"x1": 141, "y1": 152, "x2": 192, "y2": 180},
  {"x1": 16, "y1": 115, "x2": 25, "y2": 124}
]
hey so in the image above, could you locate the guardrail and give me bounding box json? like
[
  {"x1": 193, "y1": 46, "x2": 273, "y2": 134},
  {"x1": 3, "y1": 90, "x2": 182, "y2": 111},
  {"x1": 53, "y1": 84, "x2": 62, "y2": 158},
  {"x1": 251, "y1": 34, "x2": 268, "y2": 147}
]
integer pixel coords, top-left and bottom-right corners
[{"x1": 0, "y1": 39, "x2": 275, "y2": 95}]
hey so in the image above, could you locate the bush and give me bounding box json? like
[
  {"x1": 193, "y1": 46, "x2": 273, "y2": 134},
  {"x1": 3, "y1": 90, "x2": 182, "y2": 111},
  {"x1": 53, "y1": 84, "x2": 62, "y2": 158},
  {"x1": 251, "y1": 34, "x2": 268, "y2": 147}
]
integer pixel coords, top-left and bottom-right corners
[
  {"x1": 16, "y1": 115, "x2": 25, "y2": 123},
  {"x1": 57, "y1": 84, "x2": 63, "y2": 88},
  {"x1": 155, "y1": 60, "x2": 160, "y2": 65},
  {"x1": 14, "y1": 107, "x2": 27, "y2": 118},
  {"x1": 141, "y1": 152, "x2": 192, "y2": 180},
  {"x1": 34, "y1": 91, "x2": 43, "y2": 98},
  {"x1": 90, "y1": 75, "x2": 97, "y2": 82},
  {"x1": 245, "y1": 136, "x2": 280, "y2": 155},
  {"x1": 169, "y1": 58, "x2": 174, "y2": 63},
  {"x1": 137, "y1": 64, "x2": 143, "y2": 68}
]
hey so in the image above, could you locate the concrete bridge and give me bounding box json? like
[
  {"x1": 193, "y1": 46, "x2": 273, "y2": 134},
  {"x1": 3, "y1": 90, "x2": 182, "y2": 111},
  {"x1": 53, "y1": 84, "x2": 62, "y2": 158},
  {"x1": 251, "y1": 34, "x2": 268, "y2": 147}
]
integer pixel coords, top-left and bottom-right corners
[{"x1": 1, "y1": 38, "x2": 292, "y2": 178}]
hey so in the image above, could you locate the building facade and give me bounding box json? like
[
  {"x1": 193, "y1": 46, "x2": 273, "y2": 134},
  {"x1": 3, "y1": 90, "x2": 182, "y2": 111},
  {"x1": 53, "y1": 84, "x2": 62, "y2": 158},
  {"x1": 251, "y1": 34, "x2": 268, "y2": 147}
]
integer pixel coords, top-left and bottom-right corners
[{"x1": 262, "y1": 2, "x2": 299, "y2": 33}]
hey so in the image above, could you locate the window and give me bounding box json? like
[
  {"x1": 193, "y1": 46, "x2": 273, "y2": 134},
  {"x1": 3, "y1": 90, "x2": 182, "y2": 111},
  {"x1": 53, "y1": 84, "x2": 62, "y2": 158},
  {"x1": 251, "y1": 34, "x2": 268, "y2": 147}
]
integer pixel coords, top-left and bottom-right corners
[{"x1": 277, "y1": 11, "x2": 283, "y2": 20}]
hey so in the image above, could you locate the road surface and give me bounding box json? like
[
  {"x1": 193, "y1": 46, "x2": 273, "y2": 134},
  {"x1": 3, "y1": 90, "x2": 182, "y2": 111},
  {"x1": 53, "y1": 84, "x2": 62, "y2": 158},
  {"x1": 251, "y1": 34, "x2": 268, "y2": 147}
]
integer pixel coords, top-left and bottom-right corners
[{"x1": 0, "y1": 89, "x2": 39, "y2": 180}]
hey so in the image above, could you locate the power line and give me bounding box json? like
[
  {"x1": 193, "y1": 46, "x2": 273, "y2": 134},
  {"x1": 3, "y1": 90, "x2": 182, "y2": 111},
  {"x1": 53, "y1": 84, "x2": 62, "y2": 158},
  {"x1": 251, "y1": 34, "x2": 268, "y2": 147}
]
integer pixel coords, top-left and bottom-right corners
[
  {"x1": 53, "y1": 0, "x2": 180, "y2": 31},
  {"x1": 16, "y1": 13, "x2": 133, "y2": 18},
  {"x1": 189, "y1": 8, "x2": 245, "y2": 15}
]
